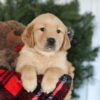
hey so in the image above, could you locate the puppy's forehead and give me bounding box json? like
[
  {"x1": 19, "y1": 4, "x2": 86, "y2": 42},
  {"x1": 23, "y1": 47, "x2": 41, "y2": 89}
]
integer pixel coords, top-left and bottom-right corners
[{"x1": 32, "y1": 13, "x2": 66, "y2": 28}]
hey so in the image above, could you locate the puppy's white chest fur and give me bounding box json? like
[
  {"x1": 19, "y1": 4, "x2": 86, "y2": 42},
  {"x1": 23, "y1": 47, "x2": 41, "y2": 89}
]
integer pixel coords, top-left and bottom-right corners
[{"x1": 16, "y1": 46, "x2": 68, "y2": 74}]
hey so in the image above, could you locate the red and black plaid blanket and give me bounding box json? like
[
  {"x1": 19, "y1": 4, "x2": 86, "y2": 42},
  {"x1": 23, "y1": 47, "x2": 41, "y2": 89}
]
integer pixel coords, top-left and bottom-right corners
[{"x1": 0, "y1": 67, "x2": 72, "y2": 100}]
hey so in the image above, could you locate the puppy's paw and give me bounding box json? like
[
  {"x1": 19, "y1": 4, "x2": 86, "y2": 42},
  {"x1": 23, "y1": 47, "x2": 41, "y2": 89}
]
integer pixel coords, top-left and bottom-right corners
[
  {"x1": 21, "y1": 73, "x2": 37, "y2": 92},
  {"x1": 41, "y1": 76, "x2": 58, "y2": 93}
]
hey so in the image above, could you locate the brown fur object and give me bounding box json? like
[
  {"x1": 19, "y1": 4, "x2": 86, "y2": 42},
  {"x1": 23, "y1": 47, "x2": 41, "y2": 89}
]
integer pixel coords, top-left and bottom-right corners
[{"x1": 0, "y1": 20, "x2": 25, "y2": 70}]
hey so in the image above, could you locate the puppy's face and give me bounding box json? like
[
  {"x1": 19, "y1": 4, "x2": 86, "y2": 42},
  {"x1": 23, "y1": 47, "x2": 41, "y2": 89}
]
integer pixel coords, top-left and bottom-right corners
[{"x1": 22, "y1": 13, "x2": 71, "y2": 52}]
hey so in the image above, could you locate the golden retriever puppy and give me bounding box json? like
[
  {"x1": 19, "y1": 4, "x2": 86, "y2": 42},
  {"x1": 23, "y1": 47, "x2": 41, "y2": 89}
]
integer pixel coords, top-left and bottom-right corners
[{"x1": 16, "y1": 13, "x2": 74, "y2": 97}]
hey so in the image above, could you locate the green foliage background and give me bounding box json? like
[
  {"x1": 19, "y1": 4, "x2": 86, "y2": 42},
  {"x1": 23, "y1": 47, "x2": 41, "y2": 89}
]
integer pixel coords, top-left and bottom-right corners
[{"x1": 0, "y1": 0, "x2": 99, "y2": 98}]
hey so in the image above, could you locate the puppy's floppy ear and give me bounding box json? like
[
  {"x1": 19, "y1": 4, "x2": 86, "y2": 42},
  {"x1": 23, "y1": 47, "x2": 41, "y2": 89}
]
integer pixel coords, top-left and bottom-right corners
[
  {"x1": 61, "y1": 29, "x2": 71, "y2": 51},
  {"x1": 61, "y1": 33, "x2": 71, "y2": 51},
  {"x1": 22, "y1": 23, "x2": 34, "y2": 48}
]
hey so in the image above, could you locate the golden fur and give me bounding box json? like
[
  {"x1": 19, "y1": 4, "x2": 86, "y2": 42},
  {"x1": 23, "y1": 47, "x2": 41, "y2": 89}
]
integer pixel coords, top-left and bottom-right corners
[{"x1": 16, "y1": 13, "x2": 74, "y2": 100}]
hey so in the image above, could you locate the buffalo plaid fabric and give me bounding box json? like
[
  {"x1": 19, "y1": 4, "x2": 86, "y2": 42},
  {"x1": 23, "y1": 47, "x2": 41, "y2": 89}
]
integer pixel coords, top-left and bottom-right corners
[{"x1": 0, "y1": 67, "x2": 72, "y2": 100}]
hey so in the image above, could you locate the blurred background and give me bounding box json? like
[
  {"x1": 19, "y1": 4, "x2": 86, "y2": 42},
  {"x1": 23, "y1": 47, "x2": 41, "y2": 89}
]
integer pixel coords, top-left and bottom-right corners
[{"x1": 0, "y1": 0, "x2": 100, "y2": 100}]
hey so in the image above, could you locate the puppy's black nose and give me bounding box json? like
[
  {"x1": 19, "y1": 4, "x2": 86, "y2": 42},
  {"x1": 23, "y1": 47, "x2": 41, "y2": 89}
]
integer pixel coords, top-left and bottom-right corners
[{"x1": 47, "y1": 37, "x2": 55, "y2": 46}]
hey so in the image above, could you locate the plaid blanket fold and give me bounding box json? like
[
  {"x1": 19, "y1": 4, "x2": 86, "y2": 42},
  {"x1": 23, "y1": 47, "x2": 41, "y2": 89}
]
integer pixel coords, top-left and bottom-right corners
[{"x1": 0, "y1": 68, "x2": 72, "y2": 100}]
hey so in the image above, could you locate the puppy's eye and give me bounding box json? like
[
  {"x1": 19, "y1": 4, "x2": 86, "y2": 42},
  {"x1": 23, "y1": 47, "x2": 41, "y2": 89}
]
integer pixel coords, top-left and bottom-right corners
[
  {"x1": 40, "y1": 27, "x2": 45, "y2": 32},
  {"x1": 57, "y1": 29, "x2": 61, "y2": 34}
]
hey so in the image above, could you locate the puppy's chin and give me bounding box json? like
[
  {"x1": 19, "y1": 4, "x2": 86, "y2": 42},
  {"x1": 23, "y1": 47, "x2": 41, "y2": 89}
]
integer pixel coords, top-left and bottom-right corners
[
  {"x1": 34, "y1": 46, "x2": 57, "y2": 56},
  {"x1": 45, "y1": 46, "x2": 56, "y2": 52}
]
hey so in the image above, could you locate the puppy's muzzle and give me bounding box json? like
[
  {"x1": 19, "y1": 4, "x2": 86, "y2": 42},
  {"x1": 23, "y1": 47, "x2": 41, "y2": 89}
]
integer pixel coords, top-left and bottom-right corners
[{"x1": 46, "y1": 37, "x2": 55, "y2": 49}]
